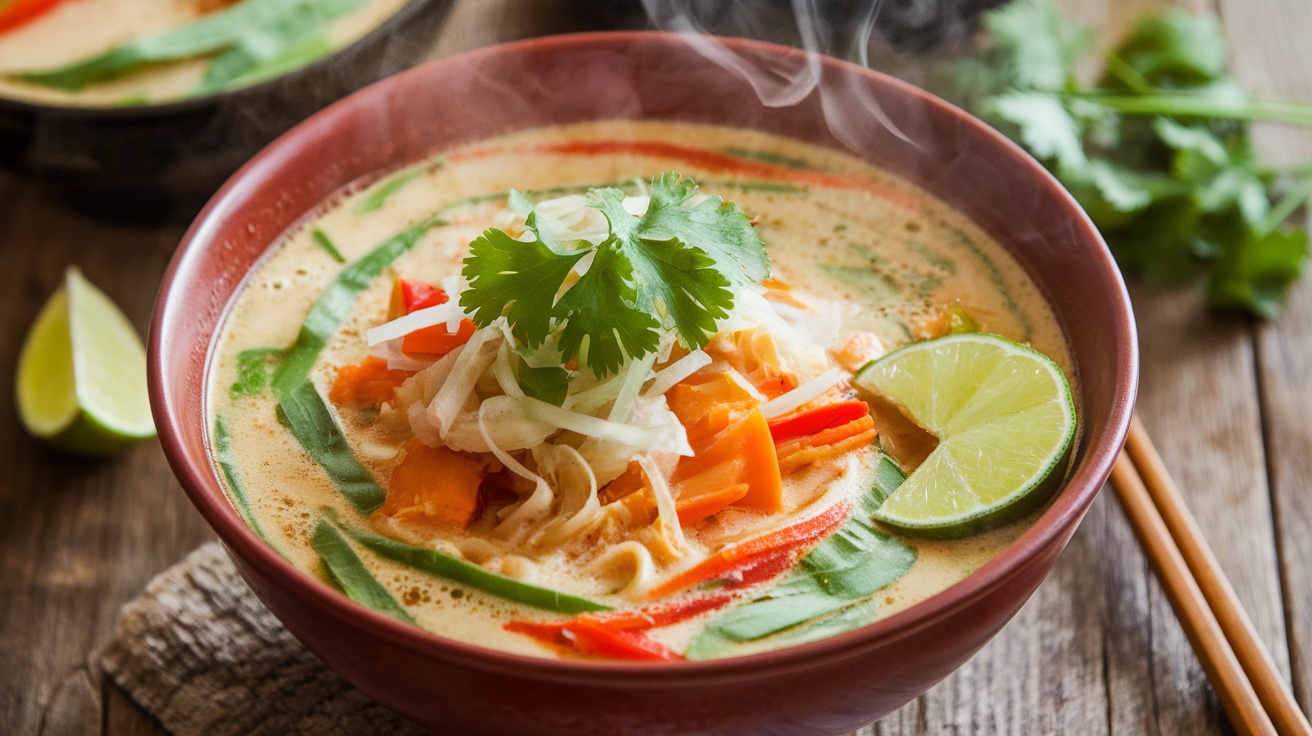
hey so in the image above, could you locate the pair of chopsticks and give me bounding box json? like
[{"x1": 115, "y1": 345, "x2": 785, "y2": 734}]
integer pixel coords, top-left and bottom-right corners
[{"x1": 1109, "y1": 415, "x2": 1312, "y2": 736}]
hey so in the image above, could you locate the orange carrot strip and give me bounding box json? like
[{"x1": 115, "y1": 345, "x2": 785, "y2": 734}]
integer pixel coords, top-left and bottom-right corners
[
  {"x1": 676, "y1": 482, "x2": 749, "y2": 527},
  {"x1": 329, "y1": 356, "x2": 413, "y2": 408},
  {"x1": 377, "y1": 439, "x2": 484, "y2": 532},
  {"x1": 402, "y1": 318, "x2": 476, "y2": 356},
  {"x1": 672, "y1": 409, "x2": 782, "y2": 514},
  {"x1": 778, "y1": 427, "x2": 879, "y2": 476},
  {"x1": 775, "y1": 415, "x2": 876, "y2": 458},
  {"x1": 647, "y1": 499, "x2": 850, "y2": 598}
]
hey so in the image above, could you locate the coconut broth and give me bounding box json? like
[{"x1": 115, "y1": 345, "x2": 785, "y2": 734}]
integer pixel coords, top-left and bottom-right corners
[
  {"x1": 207, "y1": 121, "x2": 1073, "y2": 659},
  {"x1": 0, "y1": 0, "x2": 409, "y2": 106}
]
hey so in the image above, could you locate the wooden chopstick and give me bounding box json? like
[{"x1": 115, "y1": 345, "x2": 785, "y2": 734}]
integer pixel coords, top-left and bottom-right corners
[{"x1": 1110, "y1": 415, "x2": 1312, "y2": 736}]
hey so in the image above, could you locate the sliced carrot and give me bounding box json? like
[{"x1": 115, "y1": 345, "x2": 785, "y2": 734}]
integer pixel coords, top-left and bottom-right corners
[
  {"x1": 761, "y1": 277, "x2": 809, "y2": 309},
  {"x1": 703, "y1": 330, "x2": 798, "y2": 399},
  {"x1": 402, "y1": 318, "x2": 476, "y2": 356},
  {"x1": 767, "y1": 399, "x2": 871, "y2": 444},
  {"x1": 387, "y1": 277, "x2": 448, "y2": 320},
  {"x1": 665, "y1": 372, "x2": 758, "y2": 445},
  {"x1": 673, "y1": 408, "x2": 782, "y2": 514},
  {"x1": 377, "y1": 439, "x2": 485, "y2": 532},
  {"x1": 776, "y1": 416, "x2": 878, "y2": 475},
  {"x1": 831, "y1": 331, "x2": 886, "y2": 373},
  {"x1": 647, "y1": 499, "x2": 850, "y2": 598},
  {"x1": 329, "y1": 356, "x2": 413, "y2": 408},
  {"x1": 676, "y1": 481, "x2": 749, "y2": 526},
  {"x1": 599, "y1": 461, "x2": 646, "y2": 505}
]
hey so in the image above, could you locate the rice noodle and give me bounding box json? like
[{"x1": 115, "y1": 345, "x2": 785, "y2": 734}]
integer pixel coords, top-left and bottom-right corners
[
  {"x1": 521, "y1": 396, "x2": 657, "y2": 447},
  {"x1": 642, "y1": 349, "x2": 710, "y2": 398},
  {"x1": 478, "y1": 401, "x2": 554, "y2": 538},
  {"x1": 724, "y1": 367, "x2": 768, "y2": 403},
  {"x1": 534, "y1": 444, "x2": 602, "y2": 546},
  {"x1": 636, "y1": 454, "x2": 685, "y2": 553},
  {"x1": 759, "y1": 367, "x2": 845, "y2": 418},
  {"x1": 607, "y1": 353, "x2": 657, "y2": 423},
  {"x1": 587, "y1": 540, "x2": 654, "y2": 596},
  {"x1": 368, "y1": 338, "x2": 433, "y2": 372},
  {"x1": 428, "y1": 326, "x2": 501, "y2": 434},
  {"x1": 366, "y1": 301, "x2": 467, "y2": 346},
  {"x1": 491, "y1": 341, "x2": 524, "y2": 398}
]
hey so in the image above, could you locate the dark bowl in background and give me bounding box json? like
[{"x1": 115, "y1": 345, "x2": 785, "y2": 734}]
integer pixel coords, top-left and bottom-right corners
[
  {"x1": 0, "y1": 0, "x2": 453, "y2": 221},
  {"x1": 152, "y1": 32, "x2": 1138, "y2": 736}
]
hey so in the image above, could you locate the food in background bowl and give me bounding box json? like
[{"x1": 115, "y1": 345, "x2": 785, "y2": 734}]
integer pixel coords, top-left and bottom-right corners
[
  {"x1": 0, "y1": 0, "x2": 411, "y2": 106},
  {"x1": 208, "y1": 121, "x2": 1079, "y2": 661},
  {"x1": 153, "y1": 33, "x2": 1136, "y2": 735},
  {"x1": 0, "y1": 0, "x2": 451, "y2": 219}
]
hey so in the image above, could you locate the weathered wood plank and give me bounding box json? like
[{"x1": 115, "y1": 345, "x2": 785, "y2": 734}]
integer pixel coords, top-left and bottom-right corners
[
  {"x1": 1217, "y1": 0, "x2": 1312, "y2": 714},
  {"x1": 0, "y1": 177, "x2": 216, "y2": 736}
]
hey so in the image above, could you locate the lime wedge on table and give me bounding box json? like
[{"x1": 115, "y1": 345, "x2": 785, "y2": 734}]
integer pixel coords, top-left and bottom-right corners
[
  {"x1": 15, "y1": 267, "x2": 155, "y2": 456},
  {"x1": 853, "y1": 333, "x2": 1075, "y2": 537}
]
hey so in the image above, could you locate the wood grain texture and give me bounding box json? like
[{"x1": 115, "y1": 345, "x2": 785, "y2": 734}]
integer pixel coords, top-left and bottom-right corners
[
  {"x1": 1218, "y1": 0, "x2": 1312, "y2": 716},
  {"x1": 1, "y1": 0, "x2": 1308, "y2": 735}
]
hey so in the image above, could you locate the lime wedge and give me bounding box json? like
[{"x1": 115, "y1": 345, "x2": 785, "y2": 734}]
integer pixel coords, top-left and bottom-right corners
[
  {"x1": 15, "y1": 267, "x2": 155, "y2": 456},
  {"x1": 853, "y1": 333, "x2": 1075, "y2": 537}
]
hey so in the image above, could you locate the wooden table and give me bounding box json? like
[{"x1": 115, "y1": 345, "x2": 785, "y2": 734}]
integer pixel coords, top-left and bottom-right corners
[{"x1": 2, "y1": 0, "x2": 1308, "y2": 733}]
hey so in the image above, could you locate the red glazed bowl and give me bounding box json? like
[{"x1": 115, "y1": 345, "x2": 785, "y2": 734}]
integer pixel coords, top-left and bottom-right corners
[{"x1": 151, "y1": 32, "x2": 1138, "y2": 735}]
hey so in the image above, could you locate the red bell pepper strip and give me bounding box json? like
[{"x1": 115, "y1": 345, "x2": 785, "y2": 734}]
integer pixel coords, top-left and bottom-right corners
[
  {"x1": 0, "y1": 0, "x2": 69, "y2": 36},
  {"x1": 385, "y1": 277, "x2": 477, "y2": 357},
  {"x1": 504, "y1": 619, "x2": 681, "y2": 661},
  {"x1": 505, "y1": 593, "x2": 739, "y2": 660},
  {"x1": 647, "y1": 499, "x2": 851, "y2": 598},
  {"x1": 387, "y1": 278, "x2": 448, "y2": 319},
  {"x1": 767, "y1": 399, "x2": 871, "y2": 444}
]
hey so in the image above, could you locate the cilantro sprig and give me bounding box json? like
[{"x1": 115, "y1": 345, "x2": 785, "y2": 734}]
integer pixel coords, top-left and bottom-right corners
[
  {"x1": 461, "y1": 173, "x2": 767, "y2": 376},
  {"x1": 935, "y1": 0, "x2": 1312, "y2": 317}
]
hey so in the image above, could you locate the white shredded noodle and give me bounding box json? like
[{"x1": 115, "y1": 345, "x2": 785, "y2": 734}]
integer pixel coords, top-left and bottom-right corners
[{"x1": 759, "y1": 367, "x2": 845, "y2": 418}]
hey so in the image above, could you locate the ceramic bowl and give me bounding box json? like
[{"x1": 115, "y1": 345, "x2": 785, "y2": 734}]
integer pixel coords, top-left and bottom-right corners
[
  {"x1": 0, "y1": 0, "x2": 453, "y2": 221},
  {"x1": 151, "y1": 32, "x2": 1138, "y2": 735}
]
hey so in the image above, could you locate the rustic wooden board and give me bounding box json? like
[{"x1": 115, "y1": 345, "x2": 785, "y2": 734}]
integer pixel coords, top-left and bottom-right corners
[{"x1": 1220, "y1": 0, "x2": 1312, "y2": 714}]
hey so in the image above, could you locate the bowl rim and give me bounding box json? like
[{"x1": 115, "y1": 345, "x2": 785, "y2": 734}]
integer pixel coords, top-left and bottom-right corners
[
  {"x1": 152, "y1": 29, "x2": 1139, "y2": 682},
  {"x1": 0, "y1": 0, "x2": 445, "y2": 118}
]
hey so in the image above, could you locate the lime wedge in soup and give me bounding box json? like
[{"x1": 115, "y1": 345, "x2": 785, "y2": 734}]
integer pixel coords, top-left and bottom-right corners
[
  {"x1": 15, "y1": 267, "x2": 155, "y2": 456},
  {"x1": 853, "y1": 333, "x2": 1076, "y2": 537}
]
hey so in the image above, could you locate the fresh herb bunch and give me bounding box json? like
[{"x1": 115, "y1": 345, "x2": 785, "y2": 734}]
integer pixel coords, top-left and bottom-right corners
[
  {"x1": 940, "y1": 0, "x2": 1312, "y2": 317},
  {"x1": 461, "y1": 173, "x2": 769, "y2": 376}
]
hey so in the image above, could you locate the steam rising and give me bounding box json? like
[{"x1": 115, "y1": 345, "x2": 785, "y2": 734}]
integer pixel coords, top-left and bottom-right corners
[{"x1": 636, "y1": 0, "x2": 919, "y2": 149}]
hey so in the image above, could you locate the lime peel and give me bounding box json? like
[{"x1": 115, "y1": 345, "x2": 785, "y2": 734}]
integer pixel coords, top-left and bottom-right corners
[
  {"x1": 16, "y1": 267, "x2": 155, "y2": 456},
  {"x1": 853, "y1": 333, "x2": 1076, "y2": 538}
]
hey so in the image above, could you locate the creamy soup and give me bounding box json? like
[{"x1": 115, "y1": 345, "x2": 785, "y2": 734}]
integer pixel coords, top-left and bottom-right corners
[
  {"x1": 0, "y1": 0, "x2": 409, "y2": 106},
  {"x1": 207, "y1": 121, "x2": 1074, "y2": 660}
]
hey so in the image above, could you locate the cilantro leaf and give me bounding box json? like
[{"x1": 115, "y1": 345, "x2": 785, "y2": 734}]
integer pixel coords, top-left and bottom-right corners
[
  {"x1": 590, "y1": 185, "x2": 735, "y2": 352},
  {"x1": 460, "y1": 220, "x2": 586, "y2": 348},
  {"x1": 1206, "y1": 229, "x2": 1308, "y2": 318},
  {"x1": 924, "y1": 0, "x2": 1312, "y2": 318},
  {"x1": 988, "y1": 91, "x2": 1086, "y2": 171},
  {"x1": 462, "y1": 173, "x2": 766, "y2": 375},
  {"x1": 554, "y1": 243, "x2": 662, "y2": 376},
  {"x1": 636, "y1": 172, "x2": 770, "y2": 289}
]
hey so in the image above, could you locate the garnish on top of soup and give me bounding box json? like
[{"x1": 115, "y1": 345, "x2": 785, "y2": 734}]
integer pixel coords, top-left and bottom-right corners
[
  {"x1": 207, "y1": 121, "x2": 1077, "y2": 661},
  {"x1": 0, "y1": 0, "x2": 409, "y2": 106}
]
